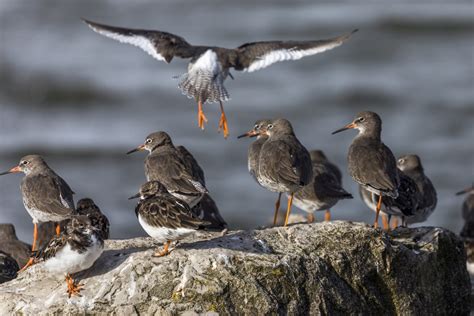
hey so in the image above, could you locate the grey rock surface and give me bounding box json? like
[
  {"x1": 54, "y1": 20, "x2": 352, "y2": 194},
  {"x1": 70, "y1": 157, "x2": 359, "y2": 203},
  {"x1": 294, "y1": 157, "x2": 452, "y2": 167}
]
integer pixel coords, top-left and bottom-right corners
[{"x1": 0, "y1": 221, "x2": 470, "y2": 315}]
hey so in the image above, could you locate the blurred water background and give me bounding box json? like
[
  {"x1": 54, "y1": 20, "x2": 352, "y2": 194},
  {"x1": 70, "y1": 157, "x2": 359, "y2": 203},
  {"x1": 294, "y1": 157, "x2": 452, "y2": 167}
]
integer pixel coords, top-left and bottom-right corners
[{"x1": 0, "y1": 1, "x2": 472, "y2": 241}]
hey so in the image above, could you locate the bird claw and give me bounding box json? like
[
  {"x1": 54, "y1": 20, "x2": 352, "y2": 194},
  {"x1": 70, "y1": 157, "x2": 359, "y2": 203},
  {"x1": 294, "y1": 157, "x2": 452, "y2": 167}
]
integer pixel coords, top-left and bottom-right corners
[
  {"x1": 66, "y1": 275, "x2": 83, "y2": 298},
  {"x1": 218, "y1": 113, "x2": 229, "y2": 138}
]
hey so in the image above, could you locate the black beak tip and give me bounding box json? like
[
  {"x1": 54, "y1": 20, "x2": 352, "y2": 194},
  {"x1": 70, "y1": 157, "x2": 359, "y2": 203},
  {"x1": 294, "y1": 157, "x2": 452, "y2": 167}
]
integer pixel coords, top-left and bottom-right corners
[{"x1": 0, "y1": 171, "x2": 11, "y2": 176}]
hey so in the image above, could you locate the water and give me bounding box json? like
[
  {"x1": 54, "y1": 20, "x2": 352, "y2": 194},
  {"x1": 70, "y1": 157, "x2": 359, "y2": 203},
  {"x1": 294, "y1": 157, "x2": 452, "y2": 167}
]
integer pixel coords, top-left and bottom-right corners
[{"x1": 0, "y1": 1, "x2": 473, "y2": 241}]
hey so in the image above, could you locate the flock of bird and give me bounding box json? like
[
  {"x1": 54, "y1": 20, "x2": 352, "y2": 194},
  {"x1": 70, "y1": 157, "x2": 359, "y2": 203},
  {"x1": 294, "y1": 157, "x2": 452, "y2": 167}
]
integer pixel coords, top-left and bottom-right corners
[{"x1": 0, "y1": 19, "x2": 471, "y2": 299}]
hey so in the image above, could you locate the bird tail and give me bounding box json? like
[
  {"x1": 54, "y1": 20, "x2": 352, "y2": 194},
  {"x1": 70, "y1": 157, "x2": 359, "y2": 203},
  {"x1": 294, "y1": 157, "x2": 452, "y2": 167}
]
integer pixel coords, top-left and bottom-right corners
[{"x1": 176, "y1": 71, "x2": 230, "y2": 104}]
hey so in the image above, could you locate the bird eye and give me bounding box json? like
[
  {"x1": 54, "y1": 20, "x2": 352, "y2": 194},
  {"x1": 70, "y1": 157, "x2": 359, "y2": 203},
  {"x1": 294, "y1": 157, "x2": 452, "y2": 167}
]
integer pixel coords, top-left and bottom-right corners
[
  {"x1": 145, "y1": 138, "x2": 152, "y2": 144},
  {"x1": 21, "y1": 160, "x2": 29, "y2": 165},
  {"x1": 398, "y1": 158, "x2": 405, "y2": 164},
  {"x1": 267, "y1": 124, "x2": 274, "y2": 129},
  {"x1": 358, "y1": 117, "x2": 365, "y2": 122}
]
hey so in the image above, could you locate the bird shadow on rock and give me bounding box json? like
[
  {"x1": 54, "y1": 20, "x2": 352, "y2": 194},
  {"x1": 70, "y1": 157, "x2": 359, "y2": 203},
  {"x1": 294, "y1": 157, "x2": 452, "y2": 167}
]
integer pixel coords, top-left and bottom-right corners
[
  {"x1": 76, "y1": 246, "x2": 150, "y2": 280},
  {"x1": 177, "y1": 230, "x2": 274, "y2": 255}
]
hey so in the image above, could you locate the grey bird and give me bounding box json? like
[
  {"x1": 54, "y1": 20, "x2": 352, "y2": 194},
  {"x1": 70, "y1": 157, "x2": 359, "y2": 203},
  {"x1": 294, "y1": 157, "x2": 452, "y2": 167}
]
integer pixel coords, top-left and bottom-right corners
[
  {"x1": 397, "y1": 154, "x2": 437, "y2": 225},
  {"x1": 0, "y1": 250, "x2": 19, "y2": 284},
  {"x1": 129, "y1": 181, "x2": 211, "y2": 257},
  {"x1": 0, "y1": 224, "x2": 31, "y2": 267},
  {"x1": 0, "y1": 155, "x2": 76, "y2": 258},
  {"x1": 127, "y1": 132, "x2": 207, "y2": 208},
  {"x1": 293, "y1": 150, "x2": 353, "y2": 223},
  {"x1": 33, "y1": 215, "x2": 104, "y2": 297},
  {"x1": 457, "y1": 184, "x2": 474, "y2": 239},
  {"x1": 176, "y1": 145, "x2": 227, "y2": 230},
  {"x1": 257, "y1": 119, "x2": 313, "y2": 227},
  {"x1": 238, "y1": 119, "x2": 271, "y2": 185},
  {"x1": 332, "y1": 111, "x2": 399, "y2": 228},
  {"x1": 359, "y1": 170, "x2": 420, "y2": 229},
  {"x1": 83, "y1": 18, "x2": 357, "y2": 138},
  {"x1": 76, "y1": 198, "x2": 110, "y2": 240}
]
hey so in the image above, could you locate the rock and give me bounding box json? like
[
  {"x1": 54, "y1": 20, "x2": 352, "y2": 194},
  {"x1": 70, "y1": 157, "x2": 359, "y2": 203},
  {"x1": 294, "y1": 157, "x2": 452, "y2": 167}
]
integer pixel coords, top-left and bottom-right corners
[{"x1": 0, "y1": 221, "x2": 469, "y2": 315}]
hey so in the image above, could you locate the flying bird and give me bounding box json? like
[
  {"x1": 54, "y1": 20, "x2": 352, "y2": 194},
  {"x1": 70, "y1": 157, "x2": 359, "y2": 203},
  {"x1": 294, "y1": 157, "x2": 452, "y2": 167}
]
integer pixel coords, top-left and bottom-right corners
[{"x1": 83, "y1": 18, "x2": 357, "y2": 138}]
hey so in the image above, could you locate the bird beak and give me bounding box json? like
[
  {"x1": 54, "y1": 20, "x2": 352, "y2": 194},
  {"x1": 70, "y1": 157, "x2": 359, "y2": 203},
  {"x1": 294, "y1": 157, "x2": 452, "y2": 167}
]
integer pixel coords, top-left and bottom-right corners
[
  {"x1": 456, "y1": 186, "x2": 473, "y2": 196},
  {"x1": 332, "y1": 122, "x2": 357, "y2": 135},
  {"x1": 237, "y1": 130, "x2": 259, "y2": 139},
  {"x1": 128, "y1": 193, "x2": 140, "y2": 200},
  {"x1": 0, "y1": 165, "x2": 21, "y2": 176},
  {"x1": 127, "y1": 144, "x2": 145, "y2": 155}
]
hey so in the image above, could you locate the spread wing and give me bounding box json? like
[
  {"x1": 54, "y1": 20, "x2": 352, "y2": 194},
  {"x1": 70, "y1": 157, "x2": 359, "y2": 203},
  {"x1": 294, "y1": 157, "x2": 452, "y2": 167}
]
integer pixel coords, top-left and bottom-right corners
[
  {"x1": 233, "y1": 29, "x2": 357, "y2": 72},
  {"x1": 82, "y1": 19, "x2": 197, "y2": 63},
  {"x1": 21, "y1": 174, "x2": 75, "y2": 218},
  {"x1": 136, "y1": 196, "x2": 209, "y2": 230},
  {"x1": 146, "y1": 153, "x2": 207, "y2": 195}
]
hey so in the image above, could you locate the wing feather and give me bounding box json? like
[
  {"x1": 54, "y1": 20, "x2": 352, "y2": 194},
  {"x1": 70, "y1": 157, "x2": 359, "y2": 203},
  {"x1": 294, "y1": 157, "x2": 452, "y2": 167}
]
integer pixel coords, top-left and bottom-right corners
[{"x1": 233, "y1": 29, "x2": 357, "y2": 72}]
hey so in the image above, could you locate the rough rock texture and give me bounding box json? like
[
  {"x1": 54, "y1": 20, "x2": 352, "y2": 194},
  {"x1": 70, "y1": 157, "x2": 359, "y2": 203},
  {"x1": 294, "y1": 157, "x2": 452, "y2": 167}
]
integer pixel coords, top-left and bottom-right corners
[{"x1": 0, "y1": 221, "x2": 470, "y2": 315}]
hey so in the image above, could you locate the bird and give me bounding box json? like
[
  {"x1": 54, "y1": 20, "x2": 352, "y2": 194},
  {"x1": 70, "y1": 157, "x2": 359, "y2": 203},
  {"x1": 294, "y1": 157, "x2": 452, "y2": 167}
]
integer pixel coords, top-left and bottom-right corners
[
  {"x1": 358, "y1": 169, "x2": 420, "y2": 229},
  {"x1": 0, "y1": 224, "x2": 31, "y2": 268},
  {"x1": 238, "y1": 119, "x2": 271, "y2": 185},
  {"x1": 256, "y1": 119, "x2": 313, "y2": 227},
  {"x1": 0, "y1": 155, "x2": 76, "y2": 260},
  {"x1": 457, "y1": 184, "x2": 474, "y2": 239},
  {"x1": 127, "y1": 132, "x2": 207, "y2": 208},
  {"x1": 129, "y1": 181, "x2": 211, "y2": 257},
  {"x1": 292, "y1": 150, "x2": 353, "y2": 223},
  {"x1": 397, "y1": 154, "x2": 437, "y2": 225},
  {"x1": 76, "y1": 198, "x2": 110, "y2": 240},
  {"x1": 176, "y1": 145, "x2": 227, "y2": 230},
  {"x1": 32, "y1": 215, "x2": 104, "y2": 297},
  {"x1": 332, "y1": 111, "x2": 399, "y2": 228},
  {"x1": 0, "y1": 250, "x2": 19, "y2": 284},
  {"x1": 83, "y1": 18, "x2": 358, "y2": 138}
]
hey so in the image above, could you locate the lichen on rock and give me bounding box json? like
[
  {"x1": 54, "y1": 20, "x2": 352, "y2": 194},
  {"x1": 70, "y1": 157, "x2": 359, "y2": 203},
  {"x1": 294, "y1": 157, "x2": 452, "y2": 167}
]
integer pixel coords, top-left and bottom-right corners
[{"x1": 0, "y1": 221, "x2": 470, "y2": 315}]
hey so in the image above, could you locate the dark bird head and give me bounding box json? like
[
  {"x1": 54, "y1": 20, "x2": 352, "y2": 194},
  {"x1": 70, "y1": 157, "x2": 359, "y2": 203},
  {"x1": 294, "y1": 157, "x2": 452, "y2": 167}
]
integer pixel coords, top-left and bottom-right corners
[
  {"x1": 263, "y1": 118, "x2": 295, "y2": 137},
  {"x1": 76, "y1": 198, "x2": 99, "y2": 213},
  {"x1": 397, "y1": 154, "x2": 423, "y2": 173},
  {"x1": 237, "y1": 119, "x2": 271, "y2": 139},
  {"x1": 456, "y1": 184, "x2": 474, "y2": 196},
  {"x1": 67, "y1": 215, "x2": 94, "y2": 235},
  {"x1": 332, "y1": 111, "x2": 382, "y2": 138},
  {"x1": 127, "y1": 131, "x2": 173, "y2": 154},
  {"x1": 129, "y1": 181, "x2": 169, "y2": 200},
  {"x1": 309, "y1": 150, "x2": 328, "y2": 162},
  {"x1": 0, "y1": 154, "x2": 49, "y2": 176}
]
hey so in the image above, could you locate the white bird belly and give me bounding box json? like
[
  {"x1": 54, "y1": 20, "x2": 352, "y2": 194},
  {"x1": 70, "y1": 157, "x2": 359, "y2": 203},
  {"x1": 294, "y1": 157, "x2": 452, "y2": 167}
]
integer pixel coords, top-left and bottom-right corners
[
  {"x1": 138, "y1": 214, "x2": 195, "y2": 243},
  {"x1": 43, "y1": 236, "x2": 103, "y2": 275}
]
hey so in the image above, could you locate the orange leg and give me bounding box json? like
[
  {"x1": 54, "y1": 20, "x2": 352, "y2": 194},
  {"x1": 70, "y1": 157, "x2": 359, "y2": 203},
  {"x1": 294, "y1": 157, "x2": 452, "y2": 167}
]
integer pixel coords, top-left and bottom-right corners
[
  {"x1": 197, "y1": 100, "x2": 208, "y2": 130},
  {"x1": 307, "y1": 213, "x2": 315, "y2": 223},
  {"x1": 391, "y1": 217, "x2": 399, "y2": 229},
  {"x1": 32, "y1": 223, "x2": 38, "y2": 251},
  {"x1": 153, "y1": 240, "x2": 172, "y2": 257},
  {"x1": 382, "y1": 215, "x2": 390, "y2": 231},
  {"x1": 66, "y1": 273, "x2": 83, "y2": 297},
  {"x1": 324, "y1": 210, "x2": 331, "y2": 222},
  {"x1": 273, "y1": 193, "x2": 282, "y2": 226},
  {"x1": 56, "y1": 223, "x2": 61, "y2": 236},
  {"x1": 374, "y1": 194, "x2": 383, "y2": 228},
  {"x1": 217, "y1": 101, "x2": 229, "y2": 138},
  {"x1": 19, "y1": 258, "x2": 35, "y2": 273},
  {"x1": 284, "y1": 193, "x2": 294, "y2": 227}
]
